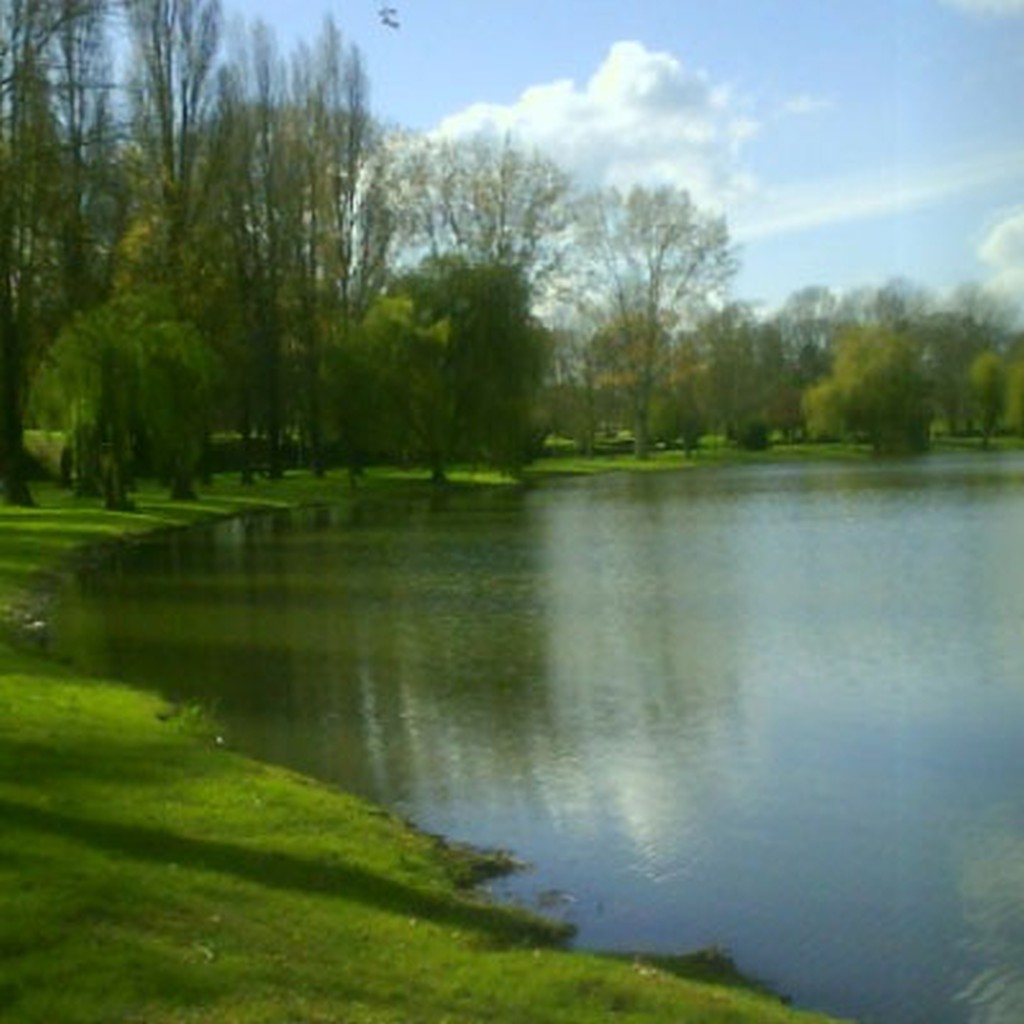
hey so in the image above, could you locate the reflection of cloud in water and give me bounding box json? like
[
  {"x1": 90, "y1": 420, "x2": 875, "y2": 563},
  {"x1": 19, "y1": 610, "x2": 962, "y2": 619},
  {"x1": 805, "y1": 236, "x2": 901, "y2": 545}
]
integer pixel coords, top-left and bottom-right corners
[
  {"x1": 351, "y1": 477, "x2": 748, "y2": 870},
  {"x1": 532, "y1": 480, "x2": 746, "y2": 863},
  {"x1": 956, "y1": 812, "x2": 1024, "y2": 1023}
]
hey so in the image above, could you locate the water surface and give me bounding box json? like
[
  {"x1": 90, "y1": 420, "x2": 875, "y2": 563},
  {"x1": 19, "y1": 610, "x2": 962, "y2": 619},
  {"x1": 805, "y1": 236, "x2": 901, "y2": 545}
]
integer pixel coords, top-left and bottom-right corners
[{"x1": 55, "y1": 456, "x2": 1024, "y2": 1023}]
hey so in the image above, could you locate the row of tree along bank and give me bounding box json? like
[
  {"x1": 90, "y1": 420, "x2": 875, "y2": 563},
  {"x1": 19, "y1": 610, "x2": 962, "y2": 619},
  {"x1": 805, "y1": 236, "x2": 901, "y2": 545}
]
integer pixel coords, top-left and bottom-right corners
[{"x1": 3, "y1": 3, "x2": 1022, "y2": 509}]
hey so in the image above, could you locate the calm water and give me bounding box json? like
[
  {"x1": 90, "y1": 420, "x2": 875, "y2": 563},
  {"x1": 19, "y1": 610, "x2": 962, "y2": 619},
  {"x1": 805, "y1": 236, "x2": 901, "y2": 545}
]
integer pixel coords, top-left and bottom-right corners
[{"x1": 54, "y1": 456, "x2": 1024, "y2": 1023}]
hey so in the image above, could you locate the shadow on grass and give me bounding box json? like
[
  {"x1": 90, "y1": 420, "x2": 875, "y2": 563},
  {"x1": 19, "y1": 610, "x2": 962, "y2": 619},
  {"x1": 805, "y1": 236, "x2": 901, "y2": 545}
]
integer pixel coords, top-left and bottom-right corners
[
  {"x1": 0, "y1": 735, "x2": 211, "y2": 792},
  {"x1": 0, "y1": 797, "x2": 568, "y2": 947}
]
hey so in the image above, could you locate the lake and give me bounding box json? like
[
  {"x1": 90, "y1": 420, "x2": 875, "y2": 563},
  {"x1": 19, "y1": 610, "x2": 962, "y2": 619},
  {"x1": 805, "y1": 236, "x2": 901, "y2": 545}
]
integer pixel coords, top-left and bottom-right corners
[{"x1": 53, "y1": 455, "x2": 1024, "y2": 1023}]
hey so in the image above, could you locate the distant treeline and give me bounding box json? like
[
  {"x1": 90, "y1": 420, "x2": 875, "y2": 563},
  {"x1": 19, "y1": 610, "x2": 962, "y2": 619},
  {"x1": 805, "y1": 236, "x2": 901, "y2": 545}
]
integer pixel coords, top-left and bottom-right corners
[
  {"x1": 553, "y1": 279, "x2": 1024, "y2": 461},
  {"x1": 2, "y1": 2, "x2": 1020, "y2": 508}
]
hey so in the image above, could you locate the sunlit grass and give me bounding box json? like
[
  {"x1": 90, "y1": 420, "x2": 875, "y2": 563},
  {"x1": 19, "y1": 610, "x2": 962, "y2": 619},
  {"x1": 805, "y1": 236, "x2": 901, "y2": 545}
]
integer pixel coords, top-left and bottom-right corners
[{"x1": 525, "y1": 440, "x2": 878, "y2": 477}]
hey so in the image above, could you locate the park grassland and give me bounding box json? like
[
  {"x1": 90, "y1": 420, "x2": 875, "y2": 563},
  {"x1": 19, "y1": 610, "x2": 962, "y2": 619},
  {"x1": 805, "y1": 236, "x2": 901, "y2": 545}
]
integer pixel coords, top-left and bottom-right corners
[{"x1": 0, "y1": 470, "x2": 847, "y2": 1024}]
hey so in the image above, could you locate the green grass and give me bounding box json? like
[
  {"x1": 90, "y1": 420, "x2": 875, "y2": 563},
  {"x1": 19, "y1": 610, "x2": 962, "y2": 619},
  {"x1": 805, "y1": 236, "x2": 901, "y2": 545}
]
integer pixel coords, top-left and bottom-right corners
[
  {"x1": 524, "y1": 440, "x2": 877, "y2": 478},
  {"x1": 0, "y1": 473, "x2": 846, "y2": 1023}
]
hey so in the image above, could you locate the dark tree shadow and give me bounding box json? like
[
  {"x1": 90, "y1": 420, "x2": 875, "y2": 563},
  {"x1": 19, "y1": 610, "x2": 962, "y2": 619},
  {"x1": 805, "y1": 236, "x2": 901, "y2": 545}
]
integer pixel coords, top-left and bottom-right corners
[{"x1": 0, "y1": 798, "x2": 567, "y2": 946}]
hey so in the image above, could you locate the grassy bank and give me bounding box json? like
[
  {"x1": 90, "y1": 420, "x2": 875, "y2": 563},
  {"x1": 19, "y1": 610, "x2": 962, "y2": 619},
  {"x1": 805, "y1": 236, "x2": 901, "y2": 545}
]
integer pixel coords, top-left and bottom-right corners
[{"x1": 0, "y1": 473, "x2": 845, "y2": 1023}]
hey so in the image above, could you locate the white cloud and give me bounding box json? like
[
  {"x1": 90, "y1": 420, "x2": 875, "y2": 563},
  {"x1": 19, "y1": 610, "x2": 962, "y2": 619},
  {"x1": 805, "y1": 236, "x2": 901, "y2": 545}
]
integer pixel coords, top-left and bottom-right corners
[
  {"x1": 942, "y1": 0, "x2": 1024, "y2": 14},
  {"x1": 978, "y1": 207, "x2": 1024, "y2": 299},
  {"x1": 435, "y1": 41, "x2": 757, "y2": 209},
  {"x1": 432, "y1": 38, "x2": 1023, "y2": 277},
  {"x1": 734, "y1": 147, "x2": 1024, "y2": 242}
]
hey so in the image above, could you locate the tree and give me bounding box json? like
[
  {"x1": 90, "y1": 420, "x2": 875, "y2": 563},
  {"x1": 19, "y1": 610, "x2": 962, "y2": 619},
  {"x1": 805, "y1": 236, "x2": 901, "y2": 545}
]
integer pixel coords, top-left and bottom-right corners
[
  {"x1": 968, "y1": 351, "x2": 1006, "y2": 448},
  {"x1": 137, "y1": 308, "x2": 218, "y2": 499},
  {"x1": 214, "y1": 20, "x2": 291, "y2": 479},
  {"x1": 37, "y1": 297, "x2": 142, "y2": 509},
  {"x1": 920, "y1": 310, "x2": 987, "y2": 437},
  {"x1": 539, "y1": 324, "x2": 606, "y2": 456},
  {"x1": 337, "y1": 294, "x2": 450, "y2": 477},
  {"x1": 699, "y1": 303, "x2": 788, "y2": 448},
  {"x1": 0, "y1": 0, "x2": 69, "y2": 505},
  {"x1": 34, "y1": 288, "x2": 217, "y2": 505},
  {"x1": 837, "y1": 277, "x2": 932, "y2": 332},
  {"x1": 575, "y1": 184, "x2": 735, "y2": 458},
  {"x1": 395, "y1": 133, "x2": 571, "y2": 291},
  {"x1": 53, "y1": 0, "x2": 118, "y2": 318},
  {"x1": 384, "y1": 257, "x2": 546, "y2": 480},
  {"x1": 314, "y1": 22, "x2": 391, "y2": 325},
  {"x1": 922, "y1": 284, "x2": 1016, "y2": 436},
  {"x1": 657, "y1": 335, "x2": 706, "y2": 455},
  {"x1": 1008, "y1": 358, "x2": 1024, "y2": 438},
  {"x1": 775, "y1": 285, "x2": 837, "y2": 391},
  {"x1": 287, "y1": 18, "x2": 392, "y2": 476},
  {"x1": 124, "y1": 0, "x2": 222, "y2": 287},
  {"x1": 804, "y1": 325, "x2": 931, "y2": 453}
]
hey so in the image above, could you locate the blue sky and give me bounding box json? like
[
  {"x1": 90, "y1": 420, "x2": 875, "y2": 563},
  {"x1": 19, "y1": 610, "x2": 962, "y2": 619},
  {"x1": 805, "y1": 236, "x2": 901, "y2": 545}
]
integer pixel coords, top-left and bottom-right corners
[{"x1": 243, "y1": 0, "x2": 1024, "y2": 313}]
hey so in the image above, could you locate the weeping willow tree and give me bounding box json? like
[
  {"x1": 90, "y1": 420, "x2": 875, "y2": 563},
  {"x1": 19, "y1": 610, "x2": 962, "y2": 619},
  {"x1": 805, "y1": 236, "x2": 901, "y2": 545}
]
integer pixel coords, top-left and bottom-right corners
[
  {"x1": 387, "y1": 257, "x2": 547, "y2": 479},
  {"x1": 332, "y1": 293, "x2": 452, "y2": 480},
  {"x1": 804, "y1": 325, "x2": 932, "y2": 453},
  {"x1": 33, "y1": 289, "x2": 218, "y2": 507},
  {"x1": 35, "y1": 298, "x2": 141, "y2": 509}
]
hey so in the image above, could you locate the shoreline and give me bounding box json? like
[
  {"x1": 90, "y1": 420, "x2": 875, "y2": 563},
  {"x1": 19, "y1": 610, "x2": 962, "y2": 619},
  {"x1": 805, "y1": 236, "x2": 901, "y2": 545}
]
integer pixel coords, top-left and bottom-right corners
[{"x1": 1, "y1": 465, "x2": 857, "y2": 1022}]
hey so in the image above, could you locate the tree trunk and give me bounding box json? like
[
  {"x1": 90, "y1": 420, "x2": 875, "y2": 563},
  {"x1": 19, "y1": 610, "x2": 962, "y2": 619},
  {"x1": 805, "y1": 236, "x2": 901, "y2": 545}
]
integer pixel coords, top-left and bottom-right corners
[
  {"x1": 0, "y1": 305, "x2": 35, "y2": 507},
  {"x1": 239, "y1": 393, "x2": 255, "y2": 485},
  {"x1": 632, "y1": 392, "x2": 651, "y2": 460},
  {"x1": 170, "y1": 473, "x2": 197, "y2": 500},
  {"x1": 101, "y1": 448, "x2": 132, "y2": 511}
]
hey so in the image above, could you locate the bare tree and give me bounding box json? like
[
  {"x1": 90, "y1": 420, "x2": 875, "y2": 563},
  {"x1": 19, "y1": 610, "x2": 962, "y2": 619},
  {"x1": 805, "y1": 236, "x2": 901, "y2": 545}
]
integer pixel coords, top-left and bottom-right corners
[
  {"x1": 288, "y1": 18, "x2": 392, "y2": 474},
  {"x1": 576, "y1": 184, "x2": 736, "y2": 458},
  {"x1": 214, "y1": 19, "x2": 290, "y2": 479},
  {"x1": 124, "y1": 0, "x2": 222, "y2": 280},
  {"x1": 395, "y1": 133, "x2": 572, "y2": 290},
  {"x1": 0, "y1": 0, "x2": 82, "y2": 504},
  {"x1": 54, "y1": 0, "x2": 117, "y2": 315}
]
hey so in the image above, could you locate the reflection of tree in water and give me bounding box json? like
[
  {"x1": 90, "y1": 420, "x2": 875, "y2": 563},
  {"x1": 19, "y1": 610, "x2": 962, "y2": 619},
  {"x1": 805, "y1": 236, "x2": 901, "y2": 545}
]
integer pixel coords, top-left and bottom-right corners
[
  {"x1": 956, "y1": 814, "x2": 1024, "y2": 1023},
  {"x1": 348, "y1": 475, "x2": 747, "y2": 865},
  {"x1": 340, "y1": 492, "x2": 563, "y2": 810},
  {"x1": 55, "y1": 490, "x2": 561, "y2": 802},
  {"x1": 55, "y1": 478, "x2": 747, "y2": 861}
]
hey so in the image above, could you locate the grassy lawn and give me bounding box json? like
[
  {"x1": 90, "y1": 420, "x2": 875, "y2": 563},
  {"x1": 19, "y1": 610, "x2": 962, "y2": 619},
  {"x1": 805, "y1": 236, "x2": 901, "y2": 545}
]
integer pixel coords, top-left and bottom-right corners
[{"x1": 0, "y1": 473, "x2": 846, "y2": 1023}]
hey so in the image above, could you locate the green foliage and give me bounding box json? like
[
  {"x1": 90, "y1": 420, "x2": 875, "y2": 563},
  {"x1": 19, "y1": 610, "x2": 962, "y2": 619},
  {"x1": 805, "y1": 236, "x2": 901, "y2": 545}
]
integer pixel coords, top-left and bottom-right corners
[
  {"x1": 804, "y1": 325, "x2": 931, "y2": 453},
  {"x1": 388, "y1": 257, "x2": 547, "y2": 477},
  {"x1": 803, "y1": 378, "x2": 844, "y2": 442},
  {"x1": 968, "y1": 350, "x2": 1007, "y2": 447},
  {"x1": 136, "y1": 308, "x2": 219, "y2": 499},
  {"x1": 329, "y1": 294, "x2": 451, "y2": 473},
  {"x1": 33, "y1": 290, "x2": 217, "y2": 506},
  {"x1": 1008, "y1": 359, "x2": 1024, "y2": 437},
  {"x1": 38, "y1": 300, "x2": 142, "y2": 508},
  {"x1": 700, "y1": 305, "x2": 793, "y2": 444},
  {"x1": 329, "y1": 257, "x2": 547, "y2": 481}
]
